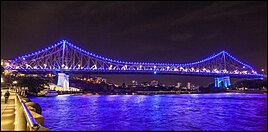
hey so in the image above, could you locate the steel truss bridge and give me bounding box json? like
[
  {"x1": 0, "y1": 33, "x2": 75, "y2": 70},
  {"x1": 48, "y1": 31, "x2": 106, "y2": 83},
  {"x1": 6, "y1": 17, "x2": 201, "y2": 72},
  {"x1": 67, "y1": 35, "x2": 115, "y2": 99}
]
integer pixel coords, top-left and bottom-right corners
[{"x1": 3, "y1": 40, "x2": 265, "y2": 88}]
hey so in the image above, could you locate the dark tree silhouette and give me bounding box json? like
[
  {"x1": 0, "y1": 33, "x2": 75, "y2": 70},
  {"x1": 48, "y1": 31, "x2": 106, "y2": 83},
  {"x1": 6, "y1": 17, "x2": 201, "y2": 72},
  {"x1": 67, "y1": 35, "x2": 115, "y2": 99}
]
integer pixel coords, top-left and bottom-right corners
[
  {"x1": 17, "y1": 76, "x2": 51, "y2": 96},
  {"x1": 1, "y1": 66, "x2": 4, "y2": 75}
]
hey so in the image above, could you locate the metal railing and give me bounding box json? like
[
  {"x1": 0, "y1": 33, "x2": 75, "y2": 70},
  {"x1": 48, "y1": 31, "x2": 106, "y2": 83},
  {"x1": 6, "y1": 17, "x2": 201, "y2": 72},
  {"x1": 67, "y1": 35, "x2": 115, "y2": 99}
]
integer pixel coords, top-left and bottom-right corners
[{"x1": 15, "y1": 94, "x2": 40, "y2": 131}]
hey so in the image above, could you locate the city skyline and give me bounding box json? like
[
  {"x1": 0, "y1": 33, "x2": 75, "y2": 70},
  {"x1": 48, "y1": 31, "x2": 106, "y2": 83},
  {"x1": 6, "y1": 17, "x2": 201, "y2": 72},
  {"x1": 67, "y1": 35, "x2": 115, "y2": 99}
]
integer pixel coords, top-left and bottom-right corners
[
  {"x1": 1, "y1": 1, "x2": 267, "y2": 86},
  {"x1": 74, "y1": 74, "x2": 199, "y2": 87}
]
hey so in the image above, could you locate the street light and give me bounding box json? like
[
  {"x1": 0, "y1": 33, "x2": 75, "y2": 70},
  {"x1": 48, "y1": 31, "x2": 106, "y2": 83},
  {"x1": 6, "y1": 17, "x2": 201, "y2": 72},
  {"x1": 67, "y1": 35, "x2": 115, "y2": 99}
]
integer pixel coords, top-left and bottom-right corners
[
  {"x1": 12, "y1": 81, "x2": 18, "y2": 92},
  {"x1": 13, "y1": 81, "x2": 17, "y2": 84},
  {"x1": 1, "y1": 77, "x2": 3, "y2": 83},
  {"x1": 261, "y1": 69, "x2": 264, "y2": 74}
]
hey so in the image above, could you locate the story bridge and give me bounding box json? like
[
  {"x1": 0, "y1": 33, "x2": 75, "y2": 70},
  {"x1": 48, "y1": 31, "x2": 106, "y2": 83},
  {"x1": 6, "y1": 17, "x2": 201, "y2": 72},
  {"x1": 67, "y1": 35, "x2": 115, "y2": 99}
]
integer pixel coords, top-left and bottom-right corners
[{"x1": 3, "y1": 40, "x2": 265, "y2": 88}]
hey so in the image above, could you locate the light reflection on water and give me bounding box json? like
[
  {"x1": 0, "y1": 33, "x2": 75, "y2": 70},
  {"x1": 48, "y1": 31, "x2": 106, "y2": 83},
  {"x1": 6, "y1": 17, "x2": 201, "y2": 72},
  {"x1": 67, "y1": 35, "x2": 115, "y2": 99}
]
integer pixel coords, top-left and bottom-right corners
[{"x1": 30, "y1": 93, "x2": 267, "y2": 131}]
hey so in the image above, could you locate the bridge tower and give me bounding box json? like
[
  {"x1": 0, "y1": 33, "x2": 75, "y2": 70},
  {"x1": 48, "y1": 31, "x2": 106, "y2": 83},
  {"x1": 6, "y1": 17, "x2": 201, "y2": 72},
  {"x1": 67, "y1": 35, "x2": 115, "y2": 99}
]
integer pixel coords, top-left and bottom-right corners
[
  {"x1": 57, "y1": 72, "x2": 69, "y2": 88},
  {"x1": 56, "y1": 40, "x2": 69, "y2": 89},
  {"x1": 214, "y1": 51, "x2": 231, "y2": 88},
  {"x1": 214, "y1": 76, "x2": 231, "y2": 88}
]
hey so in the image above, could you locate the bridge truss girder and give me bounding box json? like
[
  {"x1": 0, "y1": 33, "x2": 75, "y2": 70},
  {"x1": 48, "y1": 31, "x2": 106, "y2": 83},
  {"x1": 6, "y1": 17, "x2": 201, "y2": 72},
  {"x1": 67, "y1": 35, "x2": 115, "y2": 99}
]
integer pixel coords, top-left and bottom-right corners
[{"x1": 5, "y1": 40, "x2": 264, "y2": 78}]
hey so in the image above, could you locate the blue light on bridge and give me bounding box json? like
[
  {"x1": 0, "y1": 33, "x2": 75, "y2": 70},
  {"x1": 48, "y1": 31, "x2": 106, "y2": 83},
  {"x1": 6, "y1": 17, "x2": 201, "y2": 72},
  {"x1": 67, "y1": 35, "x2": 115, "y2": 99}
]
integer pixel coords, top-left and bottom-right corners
[{"x1": 6, "y1": 39, "x2": 265, "y2": 78}]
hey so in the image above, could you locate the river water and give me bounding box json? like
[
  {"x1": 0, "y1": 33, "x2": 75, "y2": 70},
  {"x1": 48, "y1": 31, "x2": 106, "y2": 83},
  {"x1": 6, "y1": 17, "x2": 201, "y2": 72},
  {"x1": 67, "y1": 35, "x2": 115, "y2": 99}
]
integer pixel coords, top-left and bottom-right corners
[{"x1": 30, "y1": 93, "x2": 267, "y2": 131}]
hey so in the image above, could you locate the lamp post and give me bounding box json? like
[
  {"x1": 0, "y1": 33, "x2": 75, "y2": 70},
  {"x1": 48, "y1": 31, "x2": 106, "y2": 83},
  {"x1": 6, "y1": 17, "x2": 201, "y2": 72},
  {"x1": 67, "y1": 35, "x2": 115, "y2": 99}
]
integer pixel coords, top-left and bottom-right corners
[
  {"x1": 1, "y1": 78, "x2": 3, "y2": 94},
  {"x1": 12, "y1": 81, "x2": 18, "y2": 92},
  {"x1": 13, "y1": 81, "x2": 17, "y2": 84},
  {"x1": 261, "y1": 69, "x2": 264, "y2": 74}
]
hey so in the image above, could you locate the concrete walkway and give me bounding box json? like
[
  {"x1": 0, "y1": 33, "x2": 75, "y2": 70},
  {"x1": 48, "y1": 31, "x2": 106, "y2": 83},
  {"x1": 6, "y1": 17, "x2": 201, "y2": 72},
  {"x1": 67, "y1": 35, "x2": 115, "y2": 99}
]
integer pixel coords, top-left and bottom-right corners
[{"x1": 1, "y1": 90, "x2": 15, "y2": 131}]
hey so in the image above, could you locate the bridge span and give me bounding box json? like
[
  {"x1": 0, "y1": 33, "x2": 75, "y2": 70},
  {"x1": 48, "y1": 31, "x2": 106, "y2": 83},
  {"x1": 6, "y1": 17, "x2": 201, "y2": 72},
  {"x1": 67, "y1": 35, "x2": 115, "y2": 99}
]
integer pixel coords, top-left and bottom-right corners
[{"x1": 3, "y1": 40, "x2": 265, "y2": 88}]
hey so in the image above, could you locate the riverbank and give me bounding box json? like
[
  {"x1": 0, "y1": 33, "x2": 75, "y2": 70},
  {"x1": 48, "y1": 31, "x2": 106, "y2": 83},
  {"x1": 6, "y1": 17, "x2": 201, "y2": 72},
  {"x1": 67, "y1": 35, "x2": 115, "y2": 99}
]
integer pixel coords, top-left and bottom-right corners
[
  {"x1": 26, "y1": 90, "x2": 83, "y2": 97},
  {"x1": 1, "y1": 90, "x2": 49, "y2": 131},
  {"x1": 226, "y1": 90, "x2": 267, "y2": 94},
  {"x1": 77, "y1": 90, "x2": 266, "y2": 96}
]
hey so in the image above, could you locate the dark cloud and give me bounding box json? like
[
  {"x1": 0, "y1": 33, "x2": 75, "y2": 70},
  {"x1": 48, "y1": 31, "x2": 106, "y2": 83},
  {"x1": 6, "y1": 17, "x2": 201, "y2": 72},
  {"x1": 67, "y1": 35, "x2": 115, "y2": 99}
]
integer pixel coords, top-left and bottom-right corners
[
  {"x1": 1, "y1": 1, "x2": 267, "y2": 86},
  {"x1": 167, "y1": 32, "x2": 195, "y2": 42}
]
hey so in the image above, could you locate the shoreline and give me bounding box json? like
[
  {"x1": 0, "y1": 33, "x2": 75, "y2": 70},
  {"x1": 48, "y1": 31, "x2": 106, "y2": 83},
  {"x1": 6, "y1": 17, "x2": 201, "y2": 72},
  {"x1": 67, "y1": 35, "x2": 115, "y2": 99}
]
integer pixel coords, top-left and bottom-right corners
[
  {"x1": 27, "y1": 90, "x2": 266, "y2": 97},
  {"x1": 73, "y1": 91, "x2": 267, "y2": 96}
]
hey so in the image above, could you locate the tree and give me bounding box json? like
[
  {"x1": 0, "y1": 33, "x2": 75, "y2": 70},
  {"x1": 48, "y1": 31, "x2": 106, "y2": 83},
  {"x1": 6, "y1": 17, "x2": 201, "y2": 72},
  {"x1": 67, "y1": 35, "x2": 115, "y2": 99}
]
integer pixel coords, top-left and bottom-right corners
[
  {"x1": 1, "y1": 66, "x2": 4, "y2": 75},
  {"x1": 234, "y1": 79, "x2": 267, "y2": 89},
  {"x1": 121, "y1": 83, "x2": 126, "y2": 88},
  {"x1": 1, "y1": 73, "x2": 15, "y2": 88},
  {"x1": 17, "y1": 76, "x2": 51, "y2": 96}
]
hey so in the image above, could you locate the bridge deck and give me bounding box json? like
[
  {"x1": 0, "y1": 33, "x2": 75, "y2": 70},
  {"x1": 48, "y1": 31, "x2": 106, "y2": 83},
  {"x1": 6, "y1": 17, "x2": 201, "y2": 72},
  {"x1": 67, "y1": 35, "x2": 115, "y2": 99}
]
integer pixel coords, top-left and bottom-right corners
[{"x1": 17, "y1": 70, "x2": 264, "y2": 78}]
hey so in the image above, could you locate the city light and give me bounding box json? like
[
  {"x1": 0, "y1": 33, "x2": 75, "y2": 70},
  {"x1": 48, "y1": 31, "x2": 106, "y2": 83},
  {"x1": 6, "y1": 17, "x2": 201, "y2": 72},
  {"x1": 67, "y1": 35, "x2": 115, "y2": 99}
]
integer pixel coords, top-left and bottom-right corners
[
  {"x1": 1, "y1": 78, "x2": 3, "y2": 83},
  {"x1": 13, "y1": 81, "x2": 17, "y2": 84},
  {"x1": 261, "y1": 69, "x2": 265, "y2": 74}
]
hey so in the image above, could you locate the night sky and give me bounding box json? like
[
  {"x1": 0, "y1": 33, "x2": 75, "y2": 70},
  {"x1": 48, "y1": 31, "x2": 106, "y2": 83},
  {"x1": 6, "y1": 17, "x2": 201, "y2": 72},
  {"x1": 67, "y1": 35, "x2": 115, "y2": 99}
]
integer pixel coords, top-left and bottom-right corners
[{"x1": 1, "y1": 1, "x2": 267, "y2": 86}]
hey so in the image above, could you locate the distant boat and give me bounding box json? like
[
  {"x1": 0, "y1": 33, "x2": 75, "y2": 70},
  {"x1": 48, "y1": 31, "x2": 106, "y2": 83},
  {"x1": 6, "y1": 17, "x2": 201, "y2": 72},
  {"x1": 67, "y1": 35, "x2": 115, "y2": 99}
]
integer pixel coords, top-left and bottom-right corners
[{"x1": 45, "y1": 90, "x2": 58, "y2": 97}]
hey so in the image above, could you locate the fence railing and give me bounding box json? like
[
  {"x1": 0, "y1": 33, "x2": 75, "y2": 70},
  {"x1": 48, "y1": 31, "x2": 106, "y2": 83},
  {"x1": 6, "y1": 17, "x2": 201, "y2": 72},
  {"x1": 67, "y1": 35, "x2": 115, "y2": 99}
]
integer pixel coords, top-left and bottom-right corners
[{"x1": 15, "y1": 94, "x2": 40, "y2": 131}]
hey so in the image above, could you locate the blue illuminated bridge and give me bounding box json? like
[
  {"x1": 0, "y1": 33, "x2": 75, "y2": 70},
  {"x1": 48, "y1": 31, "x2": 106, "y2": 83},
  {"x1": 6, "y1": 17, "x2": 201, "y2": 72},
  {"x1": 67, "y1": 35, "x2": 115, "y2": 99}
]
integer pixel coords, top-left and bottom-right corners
[{"x1": 3, "y1": 40, "x2": 265, "y2": 88}]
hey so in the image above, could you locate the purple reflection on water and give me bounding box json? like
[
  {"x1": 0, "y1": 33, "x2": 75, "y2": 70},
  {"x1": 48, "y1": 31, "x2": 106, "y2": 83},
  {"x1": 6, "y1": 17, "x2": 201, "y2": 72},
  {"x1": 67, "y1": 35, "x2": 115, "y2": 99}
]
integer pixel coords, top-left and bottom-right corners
[{"x1": 30, "y1": 93, "x2": 267, "y2": 131}]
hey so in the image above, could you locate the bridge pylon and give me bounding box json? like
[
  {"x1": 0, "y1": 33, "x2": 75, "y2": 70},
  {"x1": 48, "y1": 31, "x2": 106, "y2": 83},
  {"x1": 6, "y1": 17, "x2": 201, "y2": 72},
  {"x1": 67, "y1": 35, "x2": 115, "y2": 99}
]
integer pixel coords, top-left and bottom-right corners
[
  {"x1": 214, "y1": 76, "x2": 231, "y2": 88},
  {"x1": 57, "y1": 72, "x2": 69, "y2": 89}
]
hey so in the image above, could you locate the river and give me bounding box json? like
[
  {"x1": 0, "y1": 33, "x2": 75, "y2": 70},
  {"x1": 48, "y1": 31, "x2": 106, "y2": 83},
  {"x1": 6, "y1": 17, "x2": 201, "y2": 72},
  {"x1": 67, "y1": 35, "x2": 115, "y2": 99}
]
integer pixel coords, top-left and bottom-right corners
[{"x1": 30, "y1": 93, "x2": 267, "y2": 131}]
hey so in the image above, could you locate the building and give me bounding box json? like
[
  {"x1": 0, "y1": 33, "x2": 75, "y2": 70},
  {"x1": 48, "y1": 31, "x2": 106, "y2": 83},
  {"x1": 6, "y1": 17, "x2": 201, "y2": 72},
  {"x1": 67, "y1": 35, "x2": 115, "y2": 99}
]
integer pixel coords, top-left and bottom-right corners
[
  {"x1": 150, "y1": 80, "x2": 159, "y2": 87},
  {"x1": 132, "y1": 80, "x2": 138, "y2": 87},
  {"x1": 141, "y1": 82, "x2": 150, "y2": 87},
  {"x1": 101, "y1": 78, "x2": 107, "y2": 83},
  {"x1": 175, "y1": 82, "x2": 182, "y2": 88},
  {"x1": 187, "y1": 82, "x2": 191, "y2": 89},
  {"x1": 95, "y1": 77, "x2": 107, "y2": 83}
]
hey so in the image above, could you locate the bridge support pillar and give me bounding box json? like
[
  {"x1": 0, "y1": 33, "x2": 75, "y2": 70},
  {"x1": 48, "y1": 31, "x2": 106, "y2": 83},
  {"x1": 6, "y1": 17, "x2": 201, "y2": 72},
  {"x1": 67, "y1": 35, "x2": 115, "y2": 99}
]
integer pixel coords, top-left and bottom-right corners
[
  {"x1": 57, "y1": 73, "x2": 69, "y2": 88},
  {"x1": 214, "y1": 76, "x2": 230, "y2": 88}
]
